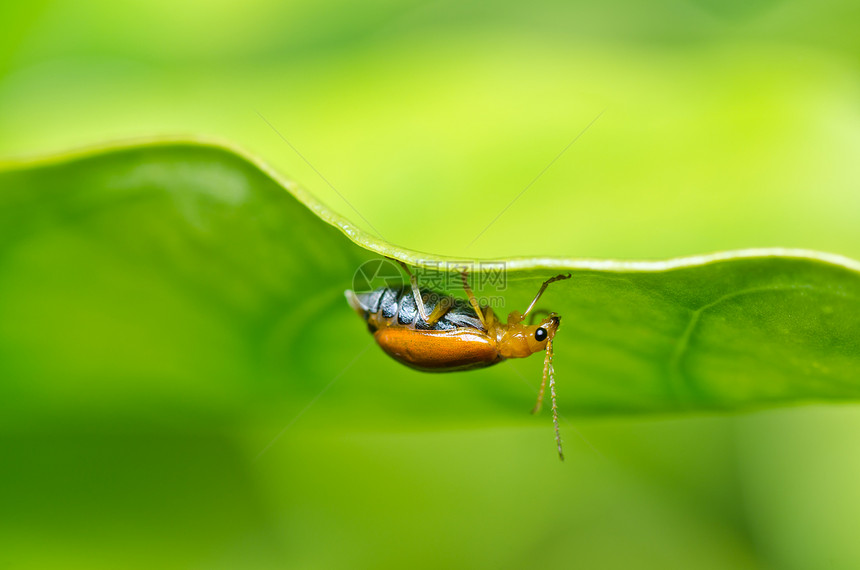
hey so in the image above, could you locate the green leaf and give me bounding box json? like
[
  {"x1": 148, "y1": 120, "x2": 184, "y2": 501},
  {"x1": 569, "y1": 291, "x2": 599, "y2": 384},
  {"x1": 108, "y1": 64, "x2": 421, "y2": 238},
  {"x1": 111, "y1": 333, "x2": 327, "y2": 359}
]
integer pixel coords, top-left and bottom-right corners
[{"x1": 0, "y1": 139, "x2": 858, "y2": 425}]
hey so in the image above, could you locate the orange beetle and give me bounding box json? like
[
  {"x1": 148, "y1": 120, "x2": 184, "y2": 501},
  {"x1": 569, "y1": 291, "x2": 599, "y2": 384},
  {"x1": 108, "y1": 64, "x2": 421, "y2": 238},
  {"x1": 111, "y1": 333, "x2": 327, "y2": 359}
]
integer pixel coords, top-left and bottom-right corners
[{"x1": 346, "y1": 261, "x2": 571, "y2": 459}]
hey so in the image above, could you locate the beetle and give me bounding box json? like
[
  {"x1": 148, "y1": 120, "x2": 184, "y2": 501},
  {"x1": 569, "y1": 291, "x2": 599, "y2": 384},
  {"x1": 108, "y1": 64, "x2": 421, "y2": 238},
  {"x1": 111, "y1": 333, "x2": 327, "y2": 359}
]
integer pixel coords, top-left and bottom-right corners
[{"x1": 345, "y1": 260, "x2": 571, "y2": 460}]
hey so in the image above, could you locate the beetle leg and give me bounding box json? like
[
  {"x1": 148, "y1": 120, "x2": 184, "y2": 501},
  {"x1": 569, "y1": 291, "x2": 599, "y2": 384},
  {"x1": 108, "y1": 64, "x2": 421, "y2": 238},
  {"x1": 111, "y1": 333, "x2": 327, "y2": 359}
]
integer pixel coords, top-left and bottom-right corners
[
  {"x1": 393, "y1": 259, "x2": 437, "y2": 324},
  {"x1": 422, "y1": 297, "x2": 453, "y2": 326},
  {"x1": 520, "y1": 273, "x2": 572, "y2": 321},
  {"x1": 459, "y1": 270, "x2": 488, "y2": 330}
]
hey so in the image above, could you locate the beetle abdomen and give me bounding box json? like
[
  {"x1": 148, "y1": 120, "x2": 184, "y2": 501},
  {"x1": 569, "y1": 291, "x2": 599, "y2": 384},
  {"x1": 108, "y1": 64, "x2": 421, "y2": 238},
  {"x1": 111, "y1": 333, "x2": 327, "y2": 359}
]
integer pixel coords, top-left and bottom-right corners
[{"x1": 347, "y1": 286, "x2": 484, "y2": 331}]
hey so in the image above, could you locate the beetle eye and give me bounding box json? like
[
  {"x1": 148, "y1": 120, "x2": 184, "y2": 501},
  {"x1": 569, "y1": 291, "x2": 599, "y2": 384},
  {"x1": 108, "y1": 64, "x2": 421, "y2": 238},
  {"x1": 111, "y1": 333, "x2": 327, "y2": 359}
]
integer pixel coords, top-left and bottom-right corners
[{"x1": 535, "y1": 327, "x2": 547, "y2": 342}]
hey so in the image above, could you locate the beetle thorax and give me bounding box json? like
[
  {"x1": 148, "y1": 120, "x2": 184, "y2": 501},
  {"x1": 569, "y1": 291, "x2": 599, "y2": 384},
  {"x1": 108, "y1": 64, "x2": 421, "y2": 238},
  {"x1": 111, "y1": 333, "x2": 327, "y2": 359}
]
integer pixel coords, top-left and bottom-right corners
[
  {"x1": 490, "y1": 314, "x2": 559, "y2": 360},
  {"x1": 494, "y1": 323, "x2": 539, "y2": 358}
]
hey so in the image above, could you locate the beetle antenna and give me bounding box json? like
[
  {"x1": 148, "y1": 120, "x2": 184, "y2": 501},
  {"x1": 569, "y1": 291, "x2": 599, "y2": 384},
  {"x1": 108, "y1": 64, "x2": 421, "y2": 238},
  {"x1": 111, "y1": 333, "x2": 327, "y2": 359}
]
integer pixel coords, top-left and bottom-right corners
[
  {"x1": 532, "y1": 331, "x2": 564, "y2": 460},
  {"x1": 546, "y1": 334, "x2": 564, "y2": 461},
  {"x1": 531, "y1": 347, "x2": 550, "y2": 415}
]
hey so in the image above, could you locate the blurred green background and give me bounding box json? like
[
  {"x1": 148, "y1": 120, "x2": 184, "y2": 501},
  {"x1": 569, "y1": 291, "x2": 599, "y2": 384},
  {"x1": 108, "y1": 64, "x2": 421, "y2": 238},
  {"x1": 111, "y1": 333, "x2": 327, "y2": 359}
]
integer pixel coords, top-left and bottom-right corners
[{"x1": 1, "y1": 1, "x2": 860, "y2": 568}]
